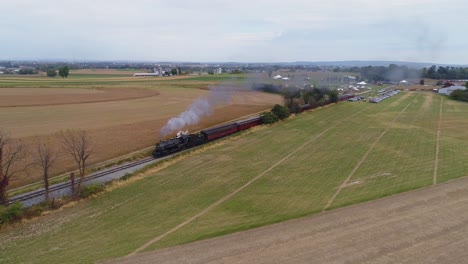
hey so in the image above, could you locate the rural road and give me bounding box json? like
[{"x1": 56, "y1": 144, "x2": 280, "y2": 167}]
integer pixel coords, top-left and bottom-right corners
[{"x1": 107, "y1": 176, "x2": 468, "y2": 264}]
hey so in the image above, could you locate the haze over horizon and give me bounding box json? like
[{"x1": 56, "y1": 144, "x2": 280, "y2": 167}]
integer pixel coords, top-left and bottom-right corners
[{"x1": 2, "y1": 0, "x2": 467, "y2": 64}]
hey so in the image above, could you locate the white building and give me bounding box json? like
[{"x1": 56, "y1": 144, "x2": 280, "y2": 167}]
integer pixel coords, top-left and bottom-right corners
[
  {"x1": 399, "y1": 80, "x2": 410, "y2": 86},
  {"x1": 438, "y1": 86, "x2": 466, "y2": 95},
  {"x1": 133, "y1": 73, "x2": 160, "y2": 77},
  {"x1": 273, "y1": 75, "x2": 282, "y2": 79}
]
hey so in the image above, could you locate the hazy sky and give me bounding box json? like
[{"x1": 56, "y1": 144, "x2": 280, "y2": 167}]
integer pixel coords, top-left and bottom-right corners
[{"x1": 1, "y1": 0, "x2": 467, "y2": 63}]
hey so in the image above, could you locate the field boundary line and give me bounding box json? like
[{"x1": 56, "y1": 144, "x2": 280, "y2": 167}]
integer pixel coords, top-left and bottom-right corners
[
  {"x1": 127, "y1": 105, "x2": 371, "y2": 257},
  {"x1": 433, "y1": 97, "x2": 443, "y2": 185},
  {"x1": 323, "y1": 93, "x2": 418, "y2": 211}
]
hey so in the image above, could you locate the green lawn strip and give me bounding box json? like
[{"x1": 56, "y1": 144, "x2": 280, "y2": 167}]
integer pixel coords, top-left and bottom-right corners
[
  {"x1": 0, "y1": 103, "x2": 359, "y2": 263},
  {"x1": 438, "y1": 99, "x2": 468, "y2": 182},
  {"x1": 330, "y1": 93, "x2": 438, "y2": 209},
  {"x1": 144, "y1": 96, "x2": 413, "y2": 250}
]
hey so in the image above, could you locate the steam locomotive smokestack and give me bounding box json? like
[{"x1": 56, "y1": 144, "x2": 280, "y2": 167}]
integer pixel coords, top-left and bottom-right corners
[{"x1": 160, "y1": 86, "x2": 233, "y2": 138}]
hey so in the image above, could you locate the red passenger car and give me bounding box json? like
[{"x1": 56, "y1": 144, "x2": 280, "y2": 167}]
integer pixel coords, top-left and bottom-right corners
[
  {"x1": 201, "y1": 123, "x2": 238, "y2": 141},
  {"x1": 236, "y1": 116, "x2": 263, "y2": 131}
]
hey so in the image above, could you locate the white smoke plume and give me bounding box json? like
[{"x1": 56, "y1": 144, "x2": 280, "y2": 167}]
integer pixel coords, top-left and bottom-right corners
[{"x1": 160, "y1": 86, "x2": 234, "y2": 137}]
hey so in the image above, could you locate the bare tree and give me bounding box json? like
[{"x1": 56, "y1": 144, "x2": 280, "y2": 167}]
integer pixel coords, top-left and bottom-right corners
[
  {"x1": 59, "y1": 130, "x2": 94, "y2": 198},
  {"x1": 0, "y1": 129, "x2": 28, "y2": 205},
  {"x1": 33, "y1": 139, "x2": 57, "y2": 206}
]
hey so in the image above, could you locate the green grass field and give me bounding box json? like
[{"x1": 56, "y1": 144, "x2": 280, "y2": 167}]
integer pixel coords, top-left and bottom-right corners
[{"x1": 1, "y1": 91, "x2": 468, "y2": 264}]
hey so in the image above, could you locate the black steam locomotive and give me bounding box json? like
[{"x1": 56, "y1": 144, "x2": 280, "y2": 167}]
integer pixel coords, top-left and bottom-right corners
[
  {"x1": 152, "y1": 116, "x2": 262, "y2": 158},
  {"x1": 153, "y1": 95, "x2": 354, "y2": 158}
]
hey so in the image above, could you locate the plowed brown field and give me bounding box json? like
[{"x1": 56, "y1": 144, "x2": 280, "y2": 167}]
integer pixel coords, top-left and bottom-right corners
[{"x1": 0, "y1": 75, "x2": 281, "y2": 188}]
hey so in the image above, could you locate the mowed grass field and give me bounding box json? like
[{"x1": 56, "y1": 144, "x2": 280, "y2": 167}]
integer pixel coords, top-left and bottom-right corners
[
  {"x1": 1, "y1": 91, "x2": 468, "y2": 264},
  {"x1": 0, "y1": 73, "x2": 281, "y2": 188}
]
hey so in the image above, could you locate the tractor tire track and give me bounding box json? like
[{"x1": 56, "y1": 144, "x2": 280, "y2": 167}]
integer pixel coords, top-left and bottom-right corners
[
  {"x1": 127, "y1": 105, "x2": 372, "y2": 256},
  {"x1": 433, "y1": 97, "x2": 444, "y2": 185},
  {"x1": 323, "y1": 93, "x2": 419, "y2": 211}
]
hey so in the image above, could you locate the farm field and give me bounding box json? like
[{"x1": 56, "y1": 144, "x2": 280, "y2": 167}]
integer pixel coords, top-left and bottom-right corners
[
  {"x1": 1, "y1": 91, "x2": 468, "y2": 264},
  {"x1": 0, "y1": 73, "x2": 281, "y2": 188},
  {"x1": 109, "y1": 173, "x2": 468, "y2": 264}
]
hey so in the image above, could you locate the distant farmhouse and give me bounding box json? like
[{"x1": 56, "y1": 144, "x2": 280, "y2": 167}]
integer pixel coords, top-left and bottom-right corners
[{"x1": 133, "y1": 66, "x2": 163, "y2": 77}]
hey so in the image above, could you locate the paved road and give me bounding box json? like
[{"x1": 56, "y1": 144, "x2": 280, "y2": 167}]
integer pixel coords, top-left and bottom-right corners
[{"x1": 107, "y1": 176, "x2": 468, "y2": 264}]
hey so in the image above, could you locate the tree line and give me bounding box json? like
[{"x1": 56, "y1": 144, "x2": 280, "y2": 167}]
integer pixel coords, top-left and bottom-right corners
[
  {"x1": 335, "y1": 64, "x2": 468, "y2": 81},
  {"x1": 253, "y1": 84, "x2": 339, "y2": 107},
  {"x1": 0, "y1": 129, "x2": 94, "y2": 211},
  {"x1": 335, "y1": 64, "x2": 420, "y2": 82},
  {"x1": 421, "y1": 65, "x2": 468, "y2": 80},
  {"x1": 46, "y1": 66, "x2": 69, "y2": 78},
  {"x1": 260, "y1": 85, "x2": 340, "y2": 125}
]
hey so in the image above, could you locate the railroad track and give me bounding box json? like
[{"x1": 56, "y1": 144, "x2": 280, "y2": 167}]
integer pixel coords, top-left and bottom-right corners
[{"x1": 8, "y1": 157, "x2": 155, "y2": 205}]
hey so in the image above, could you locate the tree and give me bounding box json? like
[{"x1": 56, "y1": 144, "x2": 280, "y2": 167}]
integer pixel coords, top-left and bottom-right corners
[
  {"x1": 301, "y1": 89, "x2": 311, "y2": 105},
  {"x1": 329, "y1": 90, "x2": 339, "y2": 103},
  {"x1": 170, "y1": 68, "x2": 178, "y2": 75},
  {"x1": 58, "y1": 66, "x2": 70, "y2": 78},
  {"x1": 60, "y1": 130, "x2": 94, "y2": 198},
  {"x1": 46, "y1": 69, "x2": 57, "y2": 77},
  {"x1": 261, "y1": 112, "x2": 279, "y2": 124},
  {"x1": 465, "y1": 81, "x2": 468, "y2": 89},
  {"x1": 267, "y1": 70, "x2": 273, "y2": 78},
  {"x1": 281, "y1": 88, "x2": 300, "y2": 108},
  {"x1": 419, "y1": 79, "x2": 425, "y2": 85},
  {"x1": 271, "y1": 104, "x2": 290, "y2": 120},
  {"x1": 33, "y1": 139, "x2": 57, "y2": 206},
  {"x1": 0, "y1": 130, "x2": 28, "y2": 205}
]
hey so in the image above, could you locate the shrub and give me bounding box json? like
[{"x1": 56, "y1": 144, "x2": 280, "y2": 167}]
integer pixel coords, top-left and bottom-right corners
[
  {"x1": 450, "y1": 89, "x2": 468, "y2": 102},
  {"x1": 80, "y1": 184, "x2": 105, "y2": 198},
  {"x1": 289, "y1": 102, "x2": 301, "y2": 114},
  {"x1": 0, "y1": 202, "x2": 24, "y2": 224},
  {"x1": 261, "y1": 112, "x2": 279, "y2": 124},
  {"x1": 120, "y1": 173, "x2": 133, "y2": 181},
  {"x1": 271, "y1": 104, "x2": 290, "y2": 120},
  {"x1": 23, "y1": 204, "x2": 45, "y2": 219},
  {"x1": 46, "y1": 69, "x2": 57, "y2": 77}
]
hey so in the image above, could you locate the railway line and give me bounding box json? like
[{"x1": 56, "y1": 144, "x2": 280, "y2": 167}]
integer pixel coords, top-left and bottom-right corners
[
  {"x1": 8, "y1": 157, "x2": 156, "y2": 207},
  {"x1": 8, "y1": 97, "x2": 355, "y2": 207}
]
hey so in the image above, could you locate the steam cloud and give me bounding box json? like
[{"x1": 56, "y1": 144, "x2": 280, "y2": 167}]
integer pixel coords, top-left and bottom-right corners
[{"x1": 160, "y1": 86, "x2": 234, "y2": 137}]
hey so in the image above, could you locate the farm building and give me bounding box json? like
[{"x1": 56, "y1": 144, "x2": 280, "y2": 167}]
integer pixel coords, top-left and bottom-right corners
[
  {"x1": 399, "y1": 80, "x2": 410, "y2": 86},
  {"x1": 273, "y1": 75, "x2": 282, "y2": 79},
  {"x1": 133, "y1": 73, "x2": 160, "y2": 77},
  {"x1": 438, "y1": 86, "x2": 467, "y2": 95}
]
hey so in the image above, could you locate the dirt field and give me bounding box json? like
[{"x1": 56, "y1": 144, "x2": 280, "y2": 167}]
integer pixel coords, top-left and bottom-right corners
[
  {"x1": 108, "y1": 176, "x2": 468, "y2": 264},
  {"x1": 0, "y1": 88, "x2": 160, "y2": 107},
  {"x1": 0, "y1": 75, "x2": 281, "y2": 188}
]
